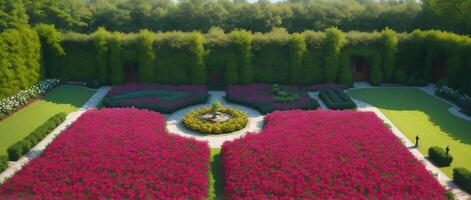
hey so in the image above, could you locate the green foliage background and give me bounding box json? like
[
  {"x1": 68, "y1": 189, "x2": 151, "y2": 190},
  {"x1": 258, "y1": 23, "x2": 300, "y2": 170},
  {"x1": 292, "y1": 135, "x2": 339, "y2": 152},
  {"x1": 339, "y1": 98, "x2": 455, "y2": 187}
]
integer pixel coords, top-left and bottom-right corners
[
  {"x1": 37, "y1": 27, "x2": 471, "y2": 95},
  {"x1": 0, "y1": 26, "x2": 41, "y2": 99},
  {"x1": 1, "y1": 25, "x2": 471, "y2": 98}
]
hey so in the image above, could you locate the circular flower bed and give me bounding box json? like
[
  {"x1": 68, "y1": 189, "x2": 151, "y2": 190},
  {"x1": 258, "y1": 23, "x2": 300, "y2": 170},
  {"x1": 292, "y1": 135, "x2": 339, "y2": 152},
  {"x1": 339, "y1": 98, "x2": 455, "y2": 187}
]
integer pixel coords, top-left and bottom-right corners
[{"x1": 182, "y1": 101, "x2": 248, "y2": 134}]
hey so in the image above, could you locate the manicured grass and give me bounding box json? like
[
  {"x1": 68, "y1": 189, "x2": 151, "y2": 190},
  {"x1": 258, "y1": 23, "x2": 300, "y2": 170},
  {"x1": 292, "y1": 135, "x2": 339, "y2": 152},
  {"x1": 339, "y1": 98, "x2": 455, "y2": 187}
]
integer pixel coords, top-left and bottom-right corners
[
  {"x1": 209, "y1": 148, "x2": 224, "y2": 199},
  {"x1": 348, "y1": 88, "x2": 471, "y2": 177},
  {"x1": 0, "y1": 85, "x2": 95, "y2": 157}
]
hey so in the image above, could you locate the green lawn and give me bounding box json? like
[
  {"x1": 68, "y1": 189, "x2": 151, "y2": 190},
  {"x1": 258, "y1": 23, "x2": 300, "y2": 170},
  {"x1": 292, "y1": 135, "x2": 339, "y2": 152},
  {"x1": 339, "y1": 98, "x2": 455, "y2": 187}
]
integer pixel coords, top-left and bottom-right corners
[
  {"x1": 209, "y1": 148, "x2": 224, "y2": 200},
  {"x1": 347, "y1": 88, "x2": 471, "y2": 177},
  {"x1": 0, "y1": 85, "x2": 95, "y2": 157}
]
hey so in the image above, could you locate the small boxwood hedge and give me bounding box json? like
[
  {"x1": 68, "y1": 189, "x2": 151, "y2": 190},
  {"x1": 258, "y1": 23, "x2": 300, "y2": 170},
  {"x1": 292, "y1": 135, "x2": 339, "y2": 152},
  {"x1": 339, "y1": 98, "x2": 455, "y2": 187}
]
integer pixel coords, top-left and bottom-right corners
[
  {"x1": 319, "y1": 88, "x2": 356, "y2": 110},
  {"x1": 183, "y1": 101, "x2": 248, "y2": 134},
  {"x1": 7, "y1": 113, "x2": 67, "y2": 161},
  {"x1": 453, "y1": 168, "x2": 471, "y2": 193},
  {"x1": 0, "y1": 155, "x2": 8, "y2": 173},
  {"x1": 428, "y1": 146, "x2": 453, "y2": 167}
]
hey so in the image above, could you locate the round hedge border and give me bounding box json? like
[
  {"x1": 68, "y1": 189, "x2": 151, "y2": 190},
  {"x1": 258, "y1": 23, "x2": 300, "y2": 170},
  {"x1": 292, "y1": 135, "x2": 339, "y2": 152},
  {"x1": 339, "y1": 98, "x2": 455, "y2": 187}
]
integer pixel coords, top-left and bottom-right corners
[{"x1": 182, "y1": 103, "x2": 248, "y2": 134}]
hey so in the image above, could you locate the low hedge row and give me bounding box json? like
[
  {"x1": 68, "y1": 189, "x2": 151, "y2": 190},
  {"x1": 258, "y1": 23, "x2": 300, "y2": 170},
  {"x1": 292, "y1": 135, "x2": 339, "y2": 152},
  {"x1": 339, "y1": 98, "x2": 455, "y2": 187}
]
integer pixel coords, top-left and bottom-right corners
[
  {"x1": 0, "y1": 156, "x2": 8, "y2": 173},
  {"x1": 319, "y1": 88, "x2": 356, "y2": 110},
  {"x1": 428, "y1": 146, "x2": 453, "y2": 167},
  {"x1": 7, "y1": 113, "x2": 67, "y2": 161},
  {"x1": 453, "y1": 168, "x2": 471, "y2": 194}
]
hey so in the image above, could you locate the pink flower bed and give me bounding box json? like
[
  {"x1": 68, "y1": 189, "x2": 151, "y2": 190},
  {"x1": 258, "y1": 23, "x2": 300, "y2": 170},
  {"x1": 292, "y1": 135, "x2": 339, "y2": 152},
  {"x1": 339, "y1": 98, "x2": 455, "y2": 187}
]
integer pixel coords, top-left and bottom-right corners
[
  {"x1": 0, "y1": 108, "x2": 210, "y2": 199},
  {"x1": 222, "y1": 110, "x2": 447, "y2": 199}
]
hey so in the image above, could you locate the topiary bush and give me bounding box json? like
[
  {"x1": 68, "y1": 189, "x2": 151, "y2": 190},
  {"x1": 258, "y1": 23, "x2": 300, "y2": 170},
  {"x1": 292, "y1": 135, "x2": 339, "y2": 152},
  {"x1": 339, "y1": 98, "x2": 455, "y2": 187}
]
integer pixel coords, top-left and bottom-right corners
[
  {"x1": 428, "y1": 146, "x2": 453, "y2": 167},
  {"x1": 182, "y1": 102, "x2": 248, "y2": 134},
  {"x1": 457, "y1": 97, "x2": 471, "y2": 116},
  {"x1": 453, "y1": 168, "x2": 471, "y2": 193},
  {"x1": 271, "y1": 84, "x2": 300, "y2": 103},
  {"x1": 7, "y1": 140, "x2": 31, "y2": 161}
]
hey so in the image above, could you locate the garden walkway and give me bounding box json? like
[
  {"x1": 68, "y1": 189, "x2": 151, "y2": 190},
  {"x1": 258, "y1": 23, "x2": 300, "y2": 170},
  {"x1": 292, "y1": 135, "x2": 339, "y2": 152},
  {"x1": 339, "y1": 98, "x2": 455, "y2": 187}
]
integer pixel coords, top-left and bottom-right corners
[
  {"x1": 166, "y1": 91, "x2": 265, "y2": 148},
  {"x1": 0, "y1": 86, "x2": 110, "y2": 184},
  {"x1": 349, "y1": 83, "x2": 471, "y2": 200}
]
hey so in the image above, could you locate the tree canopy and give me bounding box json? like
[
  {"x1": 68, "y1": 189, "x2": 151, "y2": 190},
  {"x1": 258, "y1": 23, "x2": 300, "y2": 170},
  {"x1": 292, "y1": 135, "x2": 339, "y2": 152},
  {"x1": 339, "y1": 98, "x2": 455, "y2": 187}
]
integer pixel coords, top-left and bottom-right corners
[{"x1": 0, "y1": 0, "x2": 469, "y2": 35}]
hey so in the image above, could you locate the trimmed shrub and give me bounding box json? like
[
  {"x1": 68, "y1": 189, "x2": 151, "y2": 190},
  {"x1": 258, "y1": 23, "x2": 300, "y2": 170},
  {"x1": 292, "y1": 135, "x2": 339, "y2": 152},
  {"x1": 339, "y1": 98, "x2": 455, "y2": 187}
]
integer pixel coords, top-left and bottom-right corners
[
  {"x1": 0, "y1": 156, "x2": 8, "y2": 172},
  {"x1": 436, "y1": 85, "x2": 471, "y2": 116},
  {"x1": 323, "y1": 28, "x2": 345, "y2": 83},
  {"x1": 182, "y1": 102, "x2": 248, "y2": 134},
  {"x1": 381, "y1": 28, "x2": 398, "y2": 83},
  {"x1": 453, "y1": 168, "x2": 471, "y2": 193},
  {"x1": 428, "y1": 146, "x2": 453, "y2": 167},
  {"x1": 136, "y1": 30, "x2": 156, "y2": 83},
  {"x1": 6, "y1": 113, "x2": 66, "y2": 161},
  {"x1": 319, "y1": 88, "x2": 357, "y2": 110},
  {"x1": 34, "y1": 24, "x2": 64, "y2": 78},
  {"x1": 7, "y1": 140, "x2": 31, "y2": 161},
  {"x1": 458, "y1": 97, "x2": 471, "y2": 116},
  {"x1": 230, "y1": 30, "x2": 253, "y2": 84}
]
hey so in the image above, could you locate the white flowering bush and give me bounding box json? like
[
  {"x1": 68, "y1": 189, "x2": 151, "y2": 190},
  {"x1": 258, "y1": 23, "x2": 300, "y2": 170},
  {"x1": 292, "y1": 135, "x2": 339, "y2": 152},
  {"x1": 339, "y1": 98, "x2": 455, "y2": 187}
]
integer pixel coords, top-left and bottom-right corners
[
  {"x1": 0, "y1": 79, "x2": 61, "y2": 119},
  {"x1": 436, "y1": 85, "x2": 471, "y2": 115},
  {"x1": 435, "y1": 86, "x2": 462, "y2": 102}
]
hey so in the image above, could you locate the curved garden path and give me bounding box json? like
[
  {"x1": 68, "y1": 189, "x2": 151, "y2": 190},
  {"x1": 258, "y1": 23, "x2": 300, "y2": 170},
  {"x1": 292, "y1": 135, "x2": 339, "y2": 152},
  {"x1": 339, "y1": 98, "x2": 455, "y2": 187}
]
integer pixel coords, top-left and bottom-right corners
[{"x1": 165, "y1": 91, "x2": 265, "y2": 148}]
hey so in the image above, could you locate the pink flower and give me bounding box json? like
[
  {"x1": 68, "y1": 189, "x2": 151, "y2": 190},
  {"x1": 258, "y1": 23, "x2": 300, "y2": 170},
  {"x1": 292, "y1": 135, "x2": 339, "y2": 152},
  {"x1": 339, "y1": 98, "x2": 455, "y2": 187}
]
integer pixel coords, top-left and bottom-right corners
[
  {"x1": 221, "y1": 110, "x2": 447, "y2": 199},
  {"x1": 0, "y1": 108, "x2": 210, "y2": 199}
]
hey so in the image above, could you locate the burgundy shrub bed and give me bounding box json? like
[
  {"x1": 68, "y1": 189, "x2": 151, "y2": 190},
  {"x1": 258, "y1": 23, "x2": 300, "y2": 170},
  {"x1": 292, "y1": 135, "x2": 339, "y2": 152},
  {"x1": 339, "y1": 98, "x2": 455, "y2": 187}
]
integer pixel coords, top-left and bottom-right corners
[
  {"x1": 225, "y1": 84, "x2": 319, "y2": 114},
  {"x1": 103, "y1": 83, "x2": 209, "y2": 114},
  {"x1": 221, "y1": 110, "x2": 447, "y2": 199},
  {"x1": 0, "y1": 108, "x2": 210, "y2": 199}
]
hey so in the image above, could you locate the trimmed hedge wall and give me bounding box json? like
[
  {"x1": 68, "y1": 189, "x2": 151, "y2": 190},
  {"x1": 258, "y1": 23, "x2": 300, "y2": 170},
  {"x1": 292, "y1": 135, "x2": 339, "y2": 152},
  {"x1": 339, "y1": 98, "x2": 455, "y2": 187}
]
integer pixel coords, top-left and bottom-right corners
[
  {"x1": 7, "y1": 113, "x2": 66, "y2": 161},
  {"x1": 319, "y1": 88, "x2": 357, "y2": 110},
  {"x1": 36, "y1": 28, "x2": 471, "y2": 94},
  {"x1": 0, "y1": 26, "x2": 41, "y2": 99}
]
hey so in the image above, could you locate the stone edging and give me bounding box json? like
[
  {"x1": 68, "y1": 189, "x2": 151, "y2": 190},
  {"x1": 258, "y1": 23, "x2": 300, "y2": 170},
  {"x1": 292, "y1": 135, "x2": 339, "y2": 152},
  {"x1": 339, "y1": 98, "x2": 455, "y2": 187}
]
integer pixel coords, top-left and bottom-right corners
[{"x1": 0, "y1": 87, "x2": 111, "y2": 184}]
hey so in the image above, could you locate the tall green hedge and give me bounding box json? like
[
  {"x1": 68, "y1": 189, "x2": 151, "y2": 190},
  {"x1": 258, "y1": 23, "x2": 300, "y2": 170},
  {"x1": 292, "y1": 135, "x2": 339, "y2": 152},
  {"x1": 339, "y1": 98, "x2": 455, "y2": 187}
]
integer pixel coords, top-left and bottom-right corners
[
  {"x1": 38, "y1": 28, "x2": 471, "y2": 94},
  {"x1": 0, "y1": 26, "x2": 41, "y2": 99}
]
